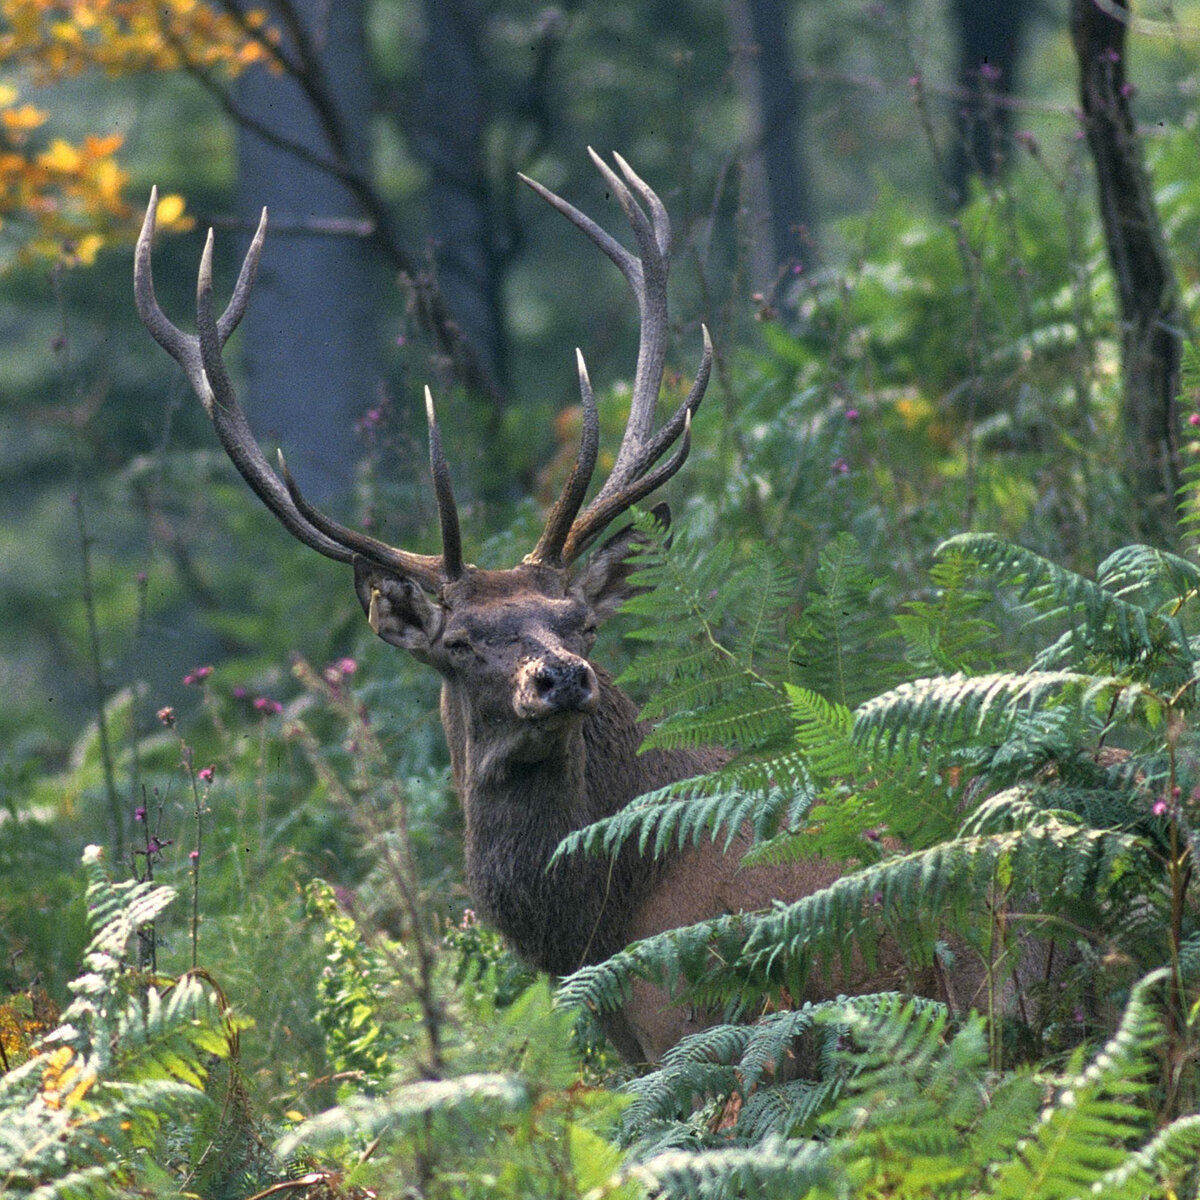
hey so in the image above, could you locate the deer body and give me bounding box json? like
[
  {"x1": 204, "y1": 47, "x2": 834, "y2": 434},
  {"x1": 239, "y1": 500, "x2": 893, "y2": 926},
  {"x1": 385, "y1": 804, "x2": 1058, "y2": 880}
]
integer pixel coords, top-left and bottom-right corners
[{"x1": 135, "y1": 152, "x2": 993, "y2": 1065}]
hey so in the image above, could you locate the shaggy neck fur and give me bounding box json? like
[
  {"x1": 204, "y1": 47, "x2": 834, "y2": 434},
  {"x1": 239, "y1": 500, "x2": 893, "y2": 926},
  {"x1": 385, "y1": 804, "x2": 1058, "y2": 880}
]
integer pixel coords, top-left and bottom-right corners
[{"x1": 442, "y1": 666, "x2": 711, "y2": 976}]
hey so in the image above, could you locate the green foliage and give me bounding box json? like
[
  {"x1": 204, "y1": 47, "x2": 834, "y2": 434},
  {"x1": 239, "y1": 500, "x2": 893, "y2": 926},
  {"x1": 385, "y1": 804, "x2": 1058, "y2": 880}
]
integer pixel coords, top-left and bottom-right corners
[
  {"x1": 285, "y1": 896, "x2": 633, "y2": 1199},
  {"x1": 546, "y1": 483, "x2": 1200, "y2": 1197},
  {"x1": 0, "y1": 846, "x2": 238, "y2": 1198},
  {"x1": 621, "y1": 975, "x2": 1197, "y2": 1200}
]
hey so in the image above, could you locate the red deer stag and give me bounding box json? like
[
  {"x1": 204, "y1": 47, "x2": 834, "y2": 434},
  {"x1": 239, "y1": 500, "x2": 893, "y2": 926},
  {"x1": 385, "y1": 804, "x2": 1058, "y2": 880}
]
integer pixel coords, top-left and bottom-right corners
[{"x1": 135, "y1": 151, "x2": 988, "y2": 1063}]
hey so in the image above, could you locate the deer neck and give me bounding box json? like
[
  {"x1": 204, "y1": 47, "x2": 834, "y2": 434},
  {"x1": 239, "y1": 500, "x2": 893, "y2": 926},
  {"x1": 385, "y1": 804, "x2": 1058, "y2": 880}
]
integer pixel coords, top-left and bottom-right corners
[{"x1": 440, "y1": 667, "x2": 661, "y2": 976}]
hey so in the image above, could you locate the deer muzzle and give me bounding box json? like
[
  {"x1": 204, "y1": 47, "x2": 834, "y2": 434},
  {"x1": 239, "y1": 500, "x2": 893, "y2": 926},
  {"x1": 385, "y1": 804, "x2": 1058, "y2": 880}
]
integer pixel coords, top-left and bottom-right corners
[{"x1": 513, "y1": 654, "x2": 599, "y2": 719}]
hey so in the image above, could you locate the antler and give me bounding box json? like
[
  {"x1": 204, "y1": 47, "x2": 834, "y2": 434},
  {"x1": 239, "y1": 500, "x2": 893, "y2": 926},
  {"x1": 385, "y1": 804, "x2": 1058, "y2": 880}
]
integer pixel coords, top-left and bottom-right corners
[
  {"x1": 520, "y1": 149, "x2": 712, "y2": 567},
  {"x1": 134, "y1": 187, "x2": 461, "y2": 590}
]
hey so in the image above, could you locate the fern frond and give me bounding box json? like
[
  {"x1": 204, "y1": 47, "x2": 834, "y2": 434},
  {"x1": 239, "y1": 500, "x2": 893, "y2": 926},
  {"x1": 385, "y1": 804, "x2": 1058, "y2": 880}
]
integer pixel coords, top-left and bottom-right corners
[
  {"x1": 938, "y1": 532, "x2": 1178, "y2": 662},
  {"x1": 641, "y1": 684, "x2": 793, "y2": 753},
  {"x1": 277, "y1": 1072, "x2": 530, "y2": 1156},
  {"x1": 628, "y1": 1134, "x2": 831, "y2": 1200},
  {"x1": 1089, "y1": 1111, "x2": 1200, "y2": 1198},
  {"x1": 785, "y1": 684, "x2": 858, "y2": 777},
  {"x1": 554, "y1": 751, "x2": 819, "y2": 867},
  {"x1": 895, "y1": 543, "x2": 1001, "y2": 675},
  {"x1": 987, "y1": 970, "x2": 1166, "y2": 1200},
  {"x1": 853, "y1": 671, "x2": 1152, "y2": 760},
  {"x1": 789, "y1": 532, "x2": 901, "y2": 707},
  {"x1": 0, "y1": 848, "x2": 225, "y2": 1199}
]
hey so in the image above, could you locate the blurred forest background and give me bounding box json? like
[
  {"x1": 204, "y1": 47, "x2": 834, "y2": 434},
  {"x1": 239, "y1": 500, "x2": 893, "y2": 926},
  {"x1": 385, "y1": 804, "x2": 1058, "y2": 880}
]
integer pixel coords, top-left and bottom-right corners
[
  {"x1": 12, "y1": 0, "x2": 1196, "y2": 769},
  {"x1": 7, "y1": 0, "x2": 1200, "y2": 1195}
]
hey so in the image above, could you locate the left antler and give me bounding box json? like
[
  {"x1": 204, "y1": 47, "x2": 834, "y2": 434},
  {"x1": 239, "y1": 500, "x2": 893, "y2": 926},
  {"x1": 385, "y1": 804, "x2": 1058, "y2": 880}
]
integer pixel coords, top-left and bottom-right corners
[{"x1": 521, "y1": 149, "x2": 712, "y2": 566}]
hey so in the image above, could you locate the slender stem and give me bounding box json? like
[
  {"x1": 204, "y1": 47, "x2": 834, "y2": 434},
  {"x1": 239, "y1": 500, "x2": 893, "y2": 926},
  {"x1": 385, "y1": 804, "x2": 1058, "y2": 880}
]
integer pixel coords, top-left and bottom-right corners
[{"x1": 72, "y1": 490, "x2": 124, "y2": 862}]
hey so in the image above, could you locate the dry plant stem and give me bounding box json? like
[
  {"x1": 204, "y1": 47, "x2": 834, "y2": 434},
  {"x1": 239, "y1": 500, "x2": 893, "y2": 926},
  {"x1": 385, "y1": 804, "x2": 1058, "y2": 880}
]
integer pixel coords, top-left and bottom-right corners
[
  {"x1": 182, "y1": 745, "x2": 204, "y2": 969},
  {"x1": 72, "y1": 490, "x2": 124, "y2": 863},
  {"x1": 289, "y1": 660, "x2": 447, "y2": 1074},
  {"x1": 908, "y1": 70, "x2": 983, "y2": 530}
]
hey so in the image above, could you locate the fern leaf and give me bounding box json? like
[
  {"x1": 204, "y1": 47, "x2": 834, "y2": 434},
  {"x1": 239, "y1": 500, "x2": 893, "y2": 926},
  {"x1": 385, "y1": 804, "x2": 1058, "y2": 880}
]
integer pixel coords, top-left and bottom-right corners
[
  {"x1": 789, "y1": 532, "x2": 901, "y2": 707},
  {"x1": 853, "y1": 671, "x2": 1151, "y2": 760},
  {"x1": 277, "y1": 1072, "x2": 530, "y2": 1157},
  {"x1": 937, "y1": 533, "x2": 1170, "y2": 669},
  {"x1": 987, "y1": 970, "x2": 1166, "y2": 1200},
  {"x1": 629, "y1": 1134, "x2": 831, "y2": 1200}
]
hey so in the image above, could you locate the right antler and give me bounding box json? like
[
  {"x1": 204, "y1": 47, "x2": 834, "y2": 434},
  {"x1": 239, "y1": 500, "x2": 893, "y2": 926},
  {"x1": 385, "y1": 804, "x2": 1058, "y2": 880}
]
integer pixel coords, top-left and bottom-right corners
[
  {"x1": 522, "y1": 149, "x2": 712, "y2": 566},
  {"x1": 134, "y1": 187, "x2": 460, "y2": 591}
]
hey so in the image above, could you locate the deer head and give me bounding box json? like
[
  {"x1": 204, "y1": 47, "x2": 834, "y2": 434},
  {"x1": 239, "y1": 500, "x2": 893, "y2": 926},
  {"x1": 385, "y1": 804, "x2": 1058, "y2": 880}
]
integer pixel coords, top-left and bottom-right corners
[{"x1": 135, "y1": 149, "x2": 710, "y2": 772}]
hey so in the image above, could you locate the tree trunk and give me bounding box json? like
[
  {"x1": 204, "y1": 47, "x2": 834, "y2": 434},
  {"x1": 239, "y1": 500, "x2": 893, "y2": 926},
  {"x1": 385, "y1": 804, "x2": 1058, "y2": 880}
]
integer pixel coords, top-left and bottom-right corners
[
  {"x1": 408, "y1": 0, "x2": 508, "y2": 400},
  {"x1": 729, "y1": 0, "x2": 814, "y2": 288},
  {"x1": 234, "y1": 0, "x2": 381, "y2": 502},
  {"x1": 1070, "y1": 0, "x2": 1182, "y2": 540},
  {"x1": 947, "y1": 0, "x2": 1031, "y2": 204}
]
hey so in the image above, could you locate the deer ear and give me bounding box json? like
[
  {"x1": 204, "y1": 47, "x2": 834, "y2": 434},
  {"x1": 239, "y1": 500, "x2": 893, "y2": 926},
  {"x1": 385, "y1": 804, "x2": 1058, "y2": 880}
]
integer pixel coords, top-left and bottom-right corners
[
  {"x1": 353, "y1": 556, "x2": 444, "y2": 652},
  {"x1": 573, "y1": 503, "x2": 670, "y2": 621}
]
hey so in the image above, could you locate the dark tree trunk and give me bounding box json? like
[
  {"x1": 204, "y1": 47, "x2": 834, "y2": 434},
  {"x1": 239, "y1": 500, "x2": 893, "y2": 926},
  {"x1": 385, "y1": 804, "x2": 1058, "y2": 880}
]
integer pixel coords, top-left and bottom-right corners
[
  {"x1": 947, "y1": 0, "x2": 1031, "y2": 204},
  {"x1": 408, "y1": 0, "x2": 508, "y2": 400},
  {"x1": 1070, "y1": 0, "x2": 1182, "y2": 540},
  {"x1": 731, "y1": 0, "x2": 815, "y2": 284},
  {"x1": 234, "y1": 0, "x2": 381, "y2": 502}
]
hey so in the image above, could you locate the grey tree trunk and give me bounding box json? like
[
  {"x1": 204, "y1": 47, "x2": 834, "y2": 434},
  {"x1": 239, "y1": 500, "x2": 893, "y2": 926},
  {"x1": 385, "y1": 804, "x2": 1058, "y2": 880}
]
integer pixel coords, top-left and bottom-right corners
[
  {"x1": 948, "y1": 0, "x2": 1031, "y2": 204},
  {"x1": 408, "y1": 0, "x2": 508, "y2": 399},
  {"x1": 729, "y1": 0, "x2": 814, "y2": 288},
  {"x1": 235, "y1": 0, "x2": 381, "y2": 503}
]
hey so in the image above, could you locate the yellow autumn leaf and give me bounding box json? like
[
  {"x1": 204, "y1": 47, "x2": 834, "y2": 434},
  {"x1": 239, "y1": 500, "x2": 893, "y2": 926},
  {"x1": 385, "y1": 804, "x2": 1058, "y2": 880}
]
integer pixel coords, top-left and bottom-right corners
[
  {"x1": 0, "y1": 85, "x2": 17, "y2": 107},
  {"x1": 155, "y1": 191, "x2": 186, "y2": 226},
  {"x1": 38, "y1": 138, "x2": 80, "y2": 173},
  {"x1": 1, "y1": 104, "x2": 47, "y2": 132},
  {"x1": 73, "y1": 233, "x2": 103, "y2": 265},
  {"x1": 155, "y1": 191, "x2": 193, "y2": 231}
]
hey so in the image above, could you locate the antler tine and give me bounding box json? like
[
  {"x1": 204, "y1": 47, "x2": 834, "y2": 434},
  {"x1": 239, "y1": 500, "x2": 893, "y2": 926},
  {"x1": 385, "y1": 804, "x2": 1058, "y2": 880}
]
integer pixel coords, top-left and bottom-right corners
[
  {"x1": 424, "y1": 387, "x2": 465, "y2": 580},
  {"x1": 582, "y1": 148, "x2": 670, "y2": 478},
  {"x1": 519, "y1": 154, "x2": 711, "y2": 568},
  {"x1": 136, "y1": 190, "x2": 449, "y2": 589},
  {"x1": 561, "y1": 410, "x2": 694, "y2": 565},
  {"x1": 135, "y1": 187, "x2": 201, "y2": 371},
  {"x1": 527, "y1": 349, "x2": 601, "y2": 566}
]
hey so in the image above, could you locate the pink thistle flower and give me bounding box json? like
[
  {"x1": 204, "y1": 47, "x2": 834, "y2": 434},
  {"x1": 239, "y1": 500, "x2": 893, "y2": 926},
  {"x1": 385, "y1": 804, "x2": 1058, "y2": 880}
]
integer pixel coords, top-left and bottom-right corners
[
  {"x1": 1188, "y1": 414, "x2": 1200, "y2": 427},
  {"x1": 134, "y1": 806, "x2": 147, "y2": 823},
  {"x1": 254, "y1": 696, "x2": 284, "y2": 715},
  {"x1": 157, "y1": 706, "x2": 175, "y2": 727},
  {"x1": 189, "y1": 849, "x2": 200, "y2": 863},
  {"x1": 198, "y1": 766, "x2": 215, "y2": 783},
  {"x1": 845, "y1": 408, "x2": 860, "y2": 422},
  {"x1": 183, "y1": 665, "x2": 213, "y2": 686},
  {"x1": 1152, "y1": 799, "x2": 1168, "y2": 816}
]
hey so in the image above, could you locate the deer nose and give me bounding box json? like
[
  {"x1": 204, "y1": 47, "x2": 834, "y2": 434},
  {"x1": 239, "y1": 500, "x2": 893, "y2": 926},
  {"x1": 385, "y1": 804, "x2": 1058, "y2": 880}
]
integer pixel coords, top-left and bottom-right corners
[{"x1": 514, "y1": 656, "x2": 598, "y2": 718}]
